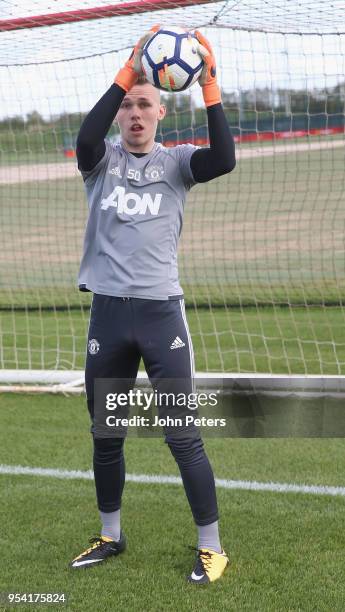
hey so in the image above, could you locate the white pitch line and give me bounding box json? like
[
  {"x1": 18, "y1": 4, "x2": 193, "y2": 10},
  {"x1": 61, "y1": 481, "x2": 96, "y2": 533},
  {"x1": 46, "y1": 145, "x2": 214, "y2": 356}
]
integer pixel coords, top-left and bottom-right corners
[{"x1": 1, "y1": 464, "x2": 345, "y2": 498}]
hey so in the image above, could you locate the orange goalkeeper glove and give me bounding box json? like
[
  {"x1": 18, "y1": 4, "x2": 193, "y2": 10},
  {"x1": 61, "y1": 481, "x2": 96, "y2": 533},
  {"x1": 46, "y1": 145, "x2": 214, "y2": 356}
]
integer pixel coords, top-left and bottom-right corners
[
  {"x1": 194, "y1": 30, "x2": 221, "y2": 107},
  {"x1": 114, "y1": 25, "x2": 160, "y2": 92}
]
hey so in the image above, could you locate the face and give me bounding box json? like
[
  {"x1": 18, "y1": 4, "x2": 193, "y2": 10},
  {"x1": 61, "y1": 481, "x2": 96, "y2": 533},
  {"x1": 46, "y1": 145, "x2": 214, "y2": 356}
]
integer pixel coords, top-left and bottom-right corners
[{"x1": 116, "y1": 82, "x2": 166, "y2": 153}]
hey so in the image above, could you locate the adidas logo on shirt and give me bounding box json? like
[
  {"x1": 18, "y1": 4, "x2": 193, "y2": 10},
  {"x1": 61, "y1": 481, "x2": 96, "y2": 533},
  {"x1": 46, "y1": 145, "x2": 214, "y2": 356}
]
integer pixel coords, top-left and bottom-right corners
[{"x1": 170, "y1": 336, "x2": 185, "y2": 350}]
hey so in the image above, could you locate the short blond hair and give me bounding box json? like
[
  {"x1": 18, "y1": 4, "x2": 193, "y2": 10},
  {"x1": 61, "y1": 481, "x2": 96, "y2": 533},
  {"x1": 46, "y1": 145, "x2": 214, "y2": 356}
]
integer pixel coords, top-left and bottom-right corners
[{"x1": 134, "y1": 75, "x2": 161, "y2": 99}]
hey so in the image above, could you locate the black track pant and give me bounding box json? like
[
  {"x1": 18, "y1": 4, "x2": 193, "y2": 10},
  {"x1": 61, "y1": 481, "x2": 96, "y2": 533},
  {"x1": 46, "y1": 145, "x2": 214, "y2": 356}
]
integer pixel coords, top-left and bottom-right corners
[{"x1": 85, "y1": 294, "x2": 218, "y2": 526}]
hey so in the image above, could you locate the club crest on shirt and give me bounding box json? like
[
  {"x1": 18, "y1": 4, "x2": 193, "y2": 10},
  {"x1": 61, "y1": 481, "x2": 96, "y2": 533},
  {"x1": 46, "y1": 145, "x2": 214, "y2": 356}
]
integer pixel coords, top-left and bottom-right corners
[
  {"x1": 145, "y1": 164, "x2": 164, "y2": 181},
  {"x1": 88, "y1": 338, "x2": 100, "y2": 355}
]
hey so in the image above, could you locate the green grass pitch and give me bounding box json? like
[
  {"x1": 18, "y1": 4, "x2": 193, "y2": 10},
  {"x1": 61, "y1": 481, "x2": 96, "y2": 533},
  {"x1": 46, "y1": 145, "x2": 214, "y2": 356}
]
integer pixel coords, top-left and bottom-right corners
[
  {"x1": 1, "y1": 139, "x2": 345, "y2": 374},
  {"x1": 1, "y1": 394, "x2": 345, "y2": 611},
  {"x1": 1, "y1": 306, "x2": 345, "y2": 373},
  {"x1": 1, "y1": 138, "x2": 345, "y2": 608}
]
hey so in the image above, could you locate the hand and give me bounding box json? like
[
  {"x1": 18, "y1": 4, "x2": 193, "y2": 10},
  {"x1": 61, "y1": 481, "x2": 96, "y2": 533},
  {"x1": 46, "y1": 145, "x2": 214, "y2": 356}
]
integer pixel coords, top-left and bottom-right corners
[
  {"x1": 114, "y1": 25, "x2": 160, "y2": 92},
  {"x1": 194, "y1": 30, "x2": 221, "y2": 107}
]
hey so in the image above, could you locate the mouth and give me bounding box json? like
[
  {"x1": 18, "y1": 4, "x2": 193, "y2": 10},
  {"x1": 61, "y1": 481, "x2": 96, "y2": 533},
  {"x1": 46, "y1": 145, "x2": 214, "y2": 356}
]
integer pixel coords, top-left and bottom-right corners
[{"x1": 130, "y1": 123, "x2": 144, "y2": 133}]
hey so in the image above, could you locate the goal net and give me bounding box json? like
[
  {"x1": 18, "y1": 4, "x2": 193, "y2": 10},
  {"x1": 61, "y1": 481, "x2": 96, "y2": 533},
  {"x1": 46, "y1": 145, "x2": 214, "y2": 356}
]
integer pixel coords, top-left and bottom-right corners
[{"x1": 0, "y1": 0, "x2": 345, "y2": 387}]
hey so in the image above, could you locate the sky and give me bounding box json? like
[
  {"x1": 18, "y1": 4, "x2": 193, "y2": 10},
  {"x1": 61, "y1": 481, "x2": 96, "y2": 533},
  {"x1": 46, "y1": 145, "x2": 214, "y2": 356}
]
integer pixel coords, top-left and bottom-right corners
[{"x1": 1, "y1": 1, "x2": 344, "y2": 119}]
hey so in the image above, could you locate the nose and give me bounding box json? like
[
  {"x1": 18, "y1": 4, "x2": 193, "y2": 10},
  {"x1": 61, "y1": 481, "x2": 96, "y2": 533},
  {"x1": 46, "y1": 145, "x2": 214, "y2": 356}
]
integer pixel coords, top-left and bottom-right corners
[{"x1": 131, "y1": 106, "x2": 141, "y2": 120}]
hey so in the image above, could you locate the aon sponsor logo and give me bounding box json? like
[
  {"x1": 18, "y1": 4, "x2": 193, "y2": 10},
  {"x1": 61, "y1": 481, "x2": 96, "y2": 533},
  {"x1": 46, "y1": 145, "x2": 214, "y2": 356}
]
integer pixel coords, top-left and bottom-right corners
[{"x1": 101, "y1": 185, "x2": 162, "y2": 216}]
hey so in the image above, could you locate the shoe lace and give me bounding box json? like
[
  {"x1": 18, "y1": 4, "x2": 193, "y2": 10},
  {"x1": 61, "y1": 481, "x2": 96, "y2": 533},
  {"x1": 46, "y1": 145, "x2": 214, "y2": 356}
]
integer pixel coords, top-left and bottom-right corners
[
  {"x1": 80, "y1": 536, "x2": 105, "y2": 558},
  {"x1": 188, "y1": 546, "x2": 213, "y2": 572}
]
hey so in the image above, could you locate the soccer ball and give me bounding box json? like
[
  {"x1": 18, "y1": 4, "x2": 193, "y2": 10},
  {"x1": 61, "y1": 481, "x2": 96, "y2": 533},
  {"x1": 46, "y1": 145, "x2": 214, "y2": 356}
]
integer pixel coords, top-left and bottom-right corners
[{"x1": 141, "y1": 26, "x2": 204, "y2": 92}]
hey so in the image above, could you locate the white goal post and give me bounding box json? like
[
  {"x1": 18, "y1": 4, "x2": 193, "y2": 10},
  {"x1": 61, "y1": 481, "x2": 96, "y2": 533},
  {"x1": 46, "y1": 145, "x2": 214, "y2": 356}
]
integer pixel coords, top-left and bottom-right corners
[{"x1": 1, "y1": 371, "x2": 345, "y2": 400}]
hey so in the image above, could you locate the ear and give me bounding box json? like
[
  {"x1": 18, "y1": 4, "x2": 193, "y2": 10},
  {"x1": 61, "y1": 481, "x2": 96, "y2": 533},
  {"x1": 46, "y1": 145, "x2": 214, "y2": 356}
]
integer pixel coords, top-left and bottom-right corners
[{"x1": 158, "y1": 103, "x2": 166, "y2": 121}]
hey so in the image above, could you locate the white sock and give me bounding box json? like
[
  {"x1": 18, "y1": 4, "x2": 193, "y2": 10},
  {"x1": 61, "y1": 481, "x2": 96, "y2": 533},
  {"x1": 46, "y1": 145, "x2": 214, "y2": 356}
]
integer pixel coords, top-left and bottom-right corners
[
  {"x1": 197, "y1": 520, "x2": 222, "y2": 553},
  {"x1": 100, "y1": 509, "x2": 121, "y2": 542}
]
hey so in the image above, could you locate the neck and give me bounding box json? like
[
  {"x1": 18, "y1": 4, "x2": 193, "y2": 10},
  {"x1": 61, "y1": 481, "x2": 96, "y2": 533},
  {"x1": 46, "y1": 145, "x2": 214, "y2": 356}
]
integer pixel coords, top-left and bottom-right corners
[{"x1": 122, "y1": 139, "x2": 155, "y2": 154}]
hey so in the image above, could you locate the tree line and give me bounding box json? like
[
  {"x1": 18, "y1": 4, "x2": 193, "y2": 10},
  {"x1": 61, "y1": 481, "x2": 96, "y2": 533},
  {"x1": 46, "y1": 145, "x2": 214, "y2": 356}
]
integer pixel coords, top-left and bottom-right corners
[{"x1": 1, "y1": 82, "x2": 344, "y2": 134}]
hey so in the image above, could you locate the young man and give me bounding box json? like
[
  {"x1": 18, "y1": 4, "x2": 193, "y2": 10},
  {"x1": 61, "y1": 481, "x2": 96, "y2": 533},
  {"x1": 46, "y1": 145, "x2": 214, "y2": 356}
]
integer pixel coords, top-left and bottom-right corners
[{"x1": 71, "y1": 26, "x2": 236, "y2": 584}]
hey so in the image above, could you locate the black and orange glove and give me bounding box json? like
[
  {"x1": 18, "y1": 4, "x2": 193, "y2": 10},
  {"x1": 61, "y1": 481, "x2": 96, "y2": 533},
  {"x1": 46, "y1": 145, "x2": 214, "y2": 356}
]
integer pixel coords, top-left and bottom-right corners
[
  {"x1": 114, "y1": 25, "x2": 160, "y2": 92},
  {"x1": 194, "y1": 30, "x2": 221, "y2": 107}
]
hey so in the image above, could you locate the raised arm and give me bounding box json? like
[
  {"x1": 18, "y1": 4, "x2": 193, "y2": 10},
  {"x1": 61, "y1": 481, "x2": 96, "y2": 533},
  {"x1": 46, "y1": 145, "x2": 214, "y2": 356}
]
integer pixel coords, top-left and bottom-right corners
[
  {"x1": 190, "y1": 31, "x2": 236, "y2": 183},
  {"x1": 76, "y1": 84, "x2": 125, "y2": 172},
  {"x1": 76, "y1": 26, "x2": 159, "y2": 172}
]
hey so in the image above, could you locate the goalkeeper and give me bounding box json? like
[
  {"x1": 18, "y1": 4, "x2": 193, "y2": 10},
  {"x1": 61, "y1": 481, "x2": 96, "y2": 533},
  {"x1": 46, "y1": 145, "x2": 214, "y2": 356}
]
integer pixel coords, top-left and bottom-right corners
[{"x1": 71, "y1": 27, "x2": 236, "y2": 585}]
